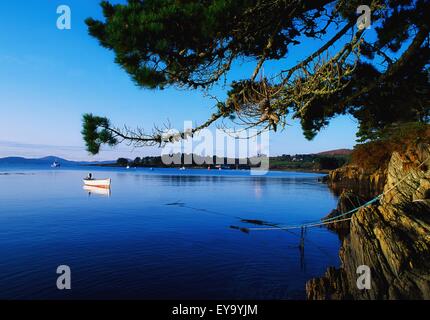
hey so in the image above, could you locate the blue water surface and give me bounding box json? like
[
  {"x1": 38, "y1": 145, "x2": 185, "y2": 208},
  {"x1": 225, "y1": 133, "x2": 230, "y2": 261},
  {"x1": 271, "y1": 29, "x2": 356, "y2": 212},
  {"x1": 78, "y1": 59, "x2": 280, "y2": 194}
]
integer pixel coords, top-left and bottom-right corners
[{"x1": 0, "y1": 165, "x2": 340, "y2": 299}]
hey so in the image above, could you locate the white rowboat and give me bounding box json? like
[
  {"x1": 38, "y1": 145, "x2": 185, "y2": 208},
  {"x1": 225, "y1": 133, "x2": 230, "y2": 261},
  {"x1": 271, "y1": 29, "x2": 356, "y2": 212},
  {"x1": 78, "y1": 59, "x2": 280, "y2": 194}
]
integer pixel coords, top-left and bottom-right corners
[{"x1": 83, "y1": 178, "x2": 111, "y2": 189}]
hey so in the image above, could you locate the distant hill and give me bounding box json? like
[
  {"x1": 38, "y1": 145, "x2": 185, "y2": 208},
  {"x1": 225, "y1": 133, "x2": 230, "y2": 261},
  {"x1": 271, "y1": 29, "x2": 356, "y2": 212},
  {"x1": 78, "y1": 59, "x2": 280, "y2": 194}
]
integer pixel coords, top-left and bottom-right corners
[
  {"x1": 0, "y1": 156, "x2": 114, "y2": 166},
  {"x1": 316, "y1": 149, "x2": 352, "y2": 156}
]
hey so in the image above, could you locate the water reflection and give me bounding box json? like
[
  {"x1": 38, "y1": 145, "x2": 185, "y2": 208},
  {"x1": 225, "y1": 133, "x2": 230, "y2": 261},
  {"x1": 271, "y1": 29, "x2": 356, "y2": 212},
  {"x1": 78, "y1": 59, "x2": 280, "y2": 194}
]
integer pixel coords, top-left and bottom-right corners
[{"x1": 83, "y1": 185, "x2": 111, "y2": 197}]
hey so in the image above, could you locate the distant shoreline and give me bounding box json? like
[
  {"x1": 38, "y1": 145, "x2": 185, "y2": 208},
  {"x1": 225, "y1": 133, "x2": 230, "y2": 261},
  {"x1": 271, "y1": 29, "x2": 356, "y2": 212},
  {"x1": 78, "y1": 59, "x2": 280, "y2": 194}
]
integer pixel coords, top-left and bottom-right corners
[{"x1": 81, "y1": 163, "x2": 330, "y2": 174}]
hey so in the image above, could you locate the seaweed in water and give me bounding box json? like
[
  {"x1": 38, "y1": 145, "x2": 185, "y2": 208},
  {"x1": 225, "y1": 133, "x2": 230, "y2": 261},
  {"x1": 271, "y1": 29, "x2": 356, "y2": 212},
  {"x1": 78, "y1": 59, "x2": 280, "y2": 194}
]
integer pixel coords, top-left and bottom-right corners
[
  {"x1": 166, "y1": 201, "x2": 185, "y2": 207},
  {"x1": 229, "y1": 226, "x2": 250, "y2": 234},
  {"x1": 240, "y1": 219, "x2": 278, "y2": 227}
]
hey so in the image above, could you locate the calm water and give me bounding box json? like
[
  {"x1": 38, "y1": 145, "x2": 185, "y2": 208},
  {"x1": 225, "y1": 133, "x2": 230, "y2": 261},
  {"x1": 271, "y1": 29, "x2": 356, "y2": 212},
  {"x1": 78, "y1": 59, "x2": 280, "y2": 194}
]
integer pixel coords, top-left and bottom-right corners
[{"x1": 0, "y1": 166, "x2": 340, "y2": 299}]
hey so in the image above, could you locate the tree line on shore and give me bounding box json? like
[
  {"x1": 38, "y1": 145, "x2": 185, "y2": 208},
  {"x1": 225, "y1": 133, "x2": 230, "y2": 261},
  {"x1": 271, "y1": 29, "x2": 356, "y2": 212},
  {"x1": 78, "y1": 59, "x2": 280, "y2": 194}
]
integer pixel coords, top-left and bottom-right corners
[{"x1": 113, "y1": 153, "x2": 349, "y2": 171}]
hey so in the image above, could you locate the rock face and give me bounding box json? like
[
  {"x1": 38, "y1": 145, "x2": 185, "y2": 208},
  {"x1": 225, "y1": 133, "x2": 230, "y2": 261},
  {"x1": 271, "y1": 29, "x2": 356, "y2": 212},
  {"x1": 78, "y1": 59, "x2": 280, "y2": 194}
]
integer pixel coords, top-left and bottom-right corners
[
  {"x1": 323, "y1": 191, "x2": 365, "y2": 238},
  {"x1": 307, "y1": 143, "x2": 430, "y2": 300},
  {"x1": 328, "y1": 165, "x2": 386, "y2": 198}
]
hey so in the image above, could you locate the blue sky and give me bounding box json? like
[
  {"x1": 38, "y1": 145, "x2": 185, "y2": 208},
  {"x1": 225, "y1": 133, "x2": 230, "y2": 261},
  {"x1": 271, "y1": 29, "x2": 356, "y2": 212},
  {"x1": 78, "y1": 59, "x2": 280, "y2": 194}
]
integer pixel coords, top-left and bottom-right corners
[{"x1": 0, "y1": 0, "x2": 359, "y2": 161}]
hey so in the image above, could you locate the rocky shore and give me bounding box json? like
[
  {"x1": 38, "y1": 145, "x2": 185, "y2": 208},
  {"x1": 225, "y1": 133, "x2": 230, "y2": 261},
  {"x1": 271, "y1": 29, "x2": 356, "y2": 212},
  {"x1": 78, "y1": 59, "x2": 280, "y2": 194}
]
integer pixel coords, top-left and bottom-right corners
[
  {"x1": 306, "y1": 144, "x2": 430, "y2": 299},
  {"x1": 328, "y1": 165, "x2": 386, "y2": 198}
]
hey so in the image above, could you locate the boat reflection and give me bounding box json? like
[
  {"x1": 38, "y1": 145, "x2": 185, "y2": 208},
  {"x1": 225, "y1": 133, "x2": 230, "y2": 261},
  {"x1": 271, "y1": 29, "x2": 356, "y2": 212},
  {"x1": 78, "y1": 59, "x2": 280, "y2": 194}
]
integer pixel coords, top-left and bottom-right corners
[{"x1": 83, "y1": 185, "x2": 111, "y2": 197}]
